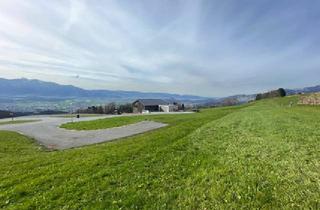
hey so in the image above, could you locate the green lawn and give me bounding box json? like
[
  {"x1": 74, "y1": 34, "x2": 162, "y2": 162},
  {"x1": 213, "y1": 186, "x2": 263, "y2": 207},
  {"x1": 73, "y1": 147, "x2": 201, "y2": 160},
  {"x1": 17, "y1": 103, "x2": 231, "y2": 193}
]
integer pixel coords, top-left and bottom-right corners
[
  {"x1": 61, "y1": 115, "x2": 151, "y2": 130},
  {"x1": 0, "y1": 120, "x2": 40, "y2": 126},
  {"x1": 53, "y1": 114, "x2": 105, "y2": 118},
  {"x1": 1, "y1": 96, "x2": 319, "y2": 209}
]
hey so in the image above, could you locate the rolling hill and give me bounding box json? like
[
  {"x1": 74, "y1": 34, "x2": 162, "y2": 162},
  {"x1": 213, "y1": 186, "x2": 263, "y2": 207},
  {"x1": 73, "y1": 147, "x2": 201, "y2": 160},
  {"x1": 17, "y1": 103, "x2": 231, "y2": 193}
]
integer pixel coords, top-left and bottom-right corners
[{"x1": 286, "y1": 85, "x2": 320, "y2": 95}]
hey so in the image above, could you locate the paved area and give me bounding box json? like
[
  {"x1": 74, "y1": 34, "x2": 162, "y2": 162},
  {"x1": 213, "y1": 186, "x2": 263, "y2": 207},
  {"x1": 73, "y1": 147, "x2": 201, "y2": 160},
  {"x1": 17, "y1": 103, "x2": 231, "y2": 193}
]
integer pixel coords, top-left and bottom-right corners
[{"x1": 0, "y1": 115, "x2": 167, "y2": 150}]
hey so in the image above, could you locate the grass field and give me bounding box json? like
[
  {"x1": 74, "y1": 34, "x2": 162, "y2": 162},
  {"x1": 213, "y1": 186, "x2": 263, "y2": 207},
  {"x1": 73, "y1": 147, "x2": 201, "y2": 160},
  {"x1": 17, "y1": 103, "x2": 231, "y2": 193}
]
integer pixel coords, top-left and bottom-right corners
[
  {"x1": 0, "y1": 120, "x2": 40, "y2": 126},
  {"x1": 61, "y1": 115, "x2": 149, "y2": 130},
  {"x1": 1, "y1": 96, "x2": 319, "y2": 209},
  {"x1": 53, "y1": 114, "x2": 105, "y2": 118}
]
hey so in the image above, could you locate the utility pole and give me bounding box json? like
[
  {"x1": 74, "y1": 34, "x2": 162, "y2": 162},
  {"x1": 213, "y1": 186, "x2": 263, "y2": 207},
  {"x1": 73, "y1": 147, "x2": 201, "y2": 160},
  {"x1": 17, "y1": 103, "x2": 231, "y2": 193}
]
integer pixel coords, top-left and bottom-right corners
[{"x1": 8, "y1": 105, "x2": 14, "y2": 121}]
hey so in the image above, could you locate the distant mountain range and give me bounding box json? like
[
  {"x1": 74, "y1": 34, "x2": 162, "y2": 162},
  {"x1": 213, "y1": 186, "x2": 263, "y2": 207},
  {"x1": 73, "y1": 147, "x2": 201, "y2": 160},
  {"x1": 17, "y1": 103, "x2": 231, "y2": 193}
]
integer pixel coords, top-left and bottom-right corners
[{"x1": 0, "y1": 78, "x2": 210, "y2": 103}]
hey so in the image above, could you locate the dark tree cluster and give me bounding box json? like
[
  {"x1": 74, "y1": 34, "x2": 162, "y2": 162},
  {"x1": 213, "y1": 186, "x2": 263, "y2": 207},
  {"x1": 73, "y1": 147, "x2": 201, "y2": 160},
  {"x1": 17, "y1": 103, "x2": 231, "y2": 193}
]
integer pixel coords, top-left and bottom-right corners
[
  {"x1": 77, "y1": 102, "x2": 133, "y2": 115},
  {"x1": 0, "y1": 110, "x2": 36, "y2": 119},
  {"x1": 0, "y1": 110, "x2": 11, "y2": 119},
  {"x1": 256, "y1": 88, "x2": 286, "y2": 100}
]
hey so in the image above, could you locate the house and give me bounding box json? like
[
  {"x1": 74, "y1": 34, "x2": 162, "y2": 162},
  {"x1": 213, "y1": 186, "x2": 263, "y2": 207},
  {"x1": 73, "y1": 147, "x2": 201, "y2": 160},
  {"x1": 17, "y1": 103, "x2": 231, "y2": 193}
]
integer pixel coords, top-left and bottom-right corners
[{"x1": 132, "y1": 99, "x2": 170, "y2": 113}]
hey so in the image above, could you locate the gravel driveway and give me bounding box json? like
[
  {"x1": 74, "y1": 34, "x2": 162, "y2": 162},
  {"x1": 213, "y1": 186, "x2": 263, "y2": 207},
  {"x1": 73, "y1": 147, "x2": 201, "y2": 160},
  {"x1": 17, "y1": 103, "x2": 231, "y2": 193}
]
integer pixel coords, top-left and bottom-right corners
[{"x1": 0, "y1": 115, "x2": 167, "y2": 150}]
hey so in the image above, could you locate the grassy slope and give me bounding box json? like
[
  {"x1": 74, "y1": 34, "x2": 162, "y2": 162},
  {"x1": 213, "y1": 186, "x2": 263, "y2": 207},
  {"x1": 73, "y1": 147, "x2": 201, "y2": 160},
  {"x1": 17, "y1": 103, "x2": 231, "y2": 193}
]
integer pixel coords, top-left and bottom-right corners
[
  {"x1": 0, "y1": 120, "x2": 39, "y2": 126},
  {"x1": 178, "y1": 96, "x2": 320, "y2": 209},
  {"x1": 1, "y1": 96, "x2": 319, "y2": 209}
]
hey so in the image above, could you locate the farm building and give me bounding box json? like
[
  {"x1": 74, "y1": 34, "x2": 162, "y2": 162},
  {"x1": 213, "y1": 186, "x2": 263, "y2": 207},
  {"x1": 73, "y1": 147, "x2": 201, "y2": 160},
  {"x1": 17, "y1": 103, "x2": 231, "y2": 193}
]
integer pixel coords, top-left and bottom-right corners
[{"x1": 132, "y1": 99, "x2": 178, "y2": 113}]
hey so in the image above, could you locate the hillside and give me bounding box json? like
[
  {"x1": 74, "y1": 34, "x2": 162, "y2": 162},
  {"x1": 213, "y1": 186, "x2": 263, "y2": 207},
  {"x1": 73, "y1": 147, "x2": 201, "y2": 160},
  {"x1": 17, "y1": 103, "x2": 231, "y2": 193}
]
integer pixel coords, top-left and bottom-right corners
[
  {"x1": 1, "y1": 95, "x2": 319, "y2": 209},
  {"x1": 204, "y1": 86, "x2": 320, "y2": 107},
  {"x1": 286, "y1": 85, "x2": 320, "y2": 95}
]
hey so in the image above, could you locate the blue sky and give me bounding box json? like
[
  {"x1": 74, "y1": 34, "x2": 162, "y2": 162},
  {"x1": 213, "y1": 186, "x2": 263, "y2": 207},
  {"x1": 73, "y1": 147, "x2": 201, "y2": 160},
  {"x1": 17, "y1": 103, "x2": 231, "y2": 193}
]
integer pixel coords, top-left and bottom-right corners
[{"x1": 0, "y1": 0, "x2": 319, "y2": 97}]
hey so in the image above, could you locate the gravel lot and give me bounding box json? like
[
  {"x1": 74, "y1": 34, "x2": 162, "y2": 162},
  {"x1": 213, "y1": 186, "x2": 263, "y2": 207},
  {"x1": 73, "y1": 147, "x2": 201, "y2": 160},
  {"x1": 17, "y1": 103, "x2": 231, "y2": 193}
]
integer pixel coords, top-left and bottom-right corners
[{"x1": 0, "y1": 115, "x2": 167, "y2": 150}]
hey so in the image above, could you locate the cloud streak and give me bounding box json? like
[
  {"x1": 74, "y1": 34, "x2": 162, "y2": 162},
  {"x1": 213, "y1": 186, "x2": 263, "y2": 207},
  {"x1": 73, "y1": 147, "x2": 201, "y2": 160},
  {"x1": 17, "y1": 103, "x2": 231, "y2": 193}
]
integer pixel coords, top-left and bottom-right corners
[{"x1": 0, "y1": 0, "x2": 319, "y2": 96}]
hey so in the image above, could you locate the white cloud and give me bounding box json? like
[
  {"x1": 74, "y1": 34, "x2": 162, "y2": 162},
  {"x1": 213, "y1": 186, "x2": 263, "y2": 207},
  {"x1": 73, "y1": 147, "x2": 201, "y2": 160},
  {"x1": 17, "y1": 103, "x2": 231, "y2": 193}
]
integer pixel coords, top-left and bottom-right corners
[{"x1": 64, "y1": 0, "x2": 87, "y2": 31}]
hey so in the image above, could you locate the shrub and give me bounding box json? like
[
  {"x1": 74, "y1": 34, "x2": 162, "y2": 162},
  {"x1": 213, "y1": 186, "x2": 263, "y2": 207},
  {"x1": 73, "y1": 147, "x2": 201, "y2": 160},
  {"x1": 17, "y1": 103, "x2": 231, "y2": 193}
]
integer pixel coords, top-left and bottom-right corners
[{"x1": 278, "y1": 88, "x2": 286, "y2": 97}]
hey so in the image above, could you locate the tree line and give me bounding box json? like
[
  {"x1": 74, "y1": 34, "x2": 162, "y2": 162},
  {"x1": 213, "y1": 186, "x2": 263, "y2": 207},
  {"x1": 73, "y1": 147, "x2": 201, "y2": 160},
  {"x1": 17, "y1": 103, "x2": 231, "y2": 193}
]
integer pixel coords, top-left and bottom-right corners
[{"x1": 77, "y1": 103, "x2": 133, "y2": 115}]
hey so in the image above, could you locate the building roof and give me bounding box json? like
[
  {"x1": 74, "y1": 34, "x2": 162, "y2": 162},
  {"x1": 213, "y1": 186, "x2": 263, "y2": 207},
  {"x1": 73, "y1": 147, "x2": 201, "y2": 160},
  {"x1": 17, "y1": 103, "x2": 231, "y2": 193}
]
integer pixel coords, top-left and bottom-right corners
[{"x1": 133, "y1": 99, "x2": 169, "y2": 106}]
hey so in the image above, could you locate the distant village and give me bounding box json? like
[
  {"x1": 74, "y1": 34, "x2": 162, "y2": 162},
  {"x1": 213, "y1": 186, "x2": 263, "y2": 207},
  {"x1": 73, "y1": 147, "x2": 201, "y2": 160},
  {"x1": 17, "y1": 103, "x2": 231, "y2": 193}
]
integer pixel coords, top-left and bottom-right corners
[
  {"x1": 77, "y1": 99, "x2": 186, "y2": 115},
  {"x1": 0, "y1": 98, "x2": 191, "y2": 119}
]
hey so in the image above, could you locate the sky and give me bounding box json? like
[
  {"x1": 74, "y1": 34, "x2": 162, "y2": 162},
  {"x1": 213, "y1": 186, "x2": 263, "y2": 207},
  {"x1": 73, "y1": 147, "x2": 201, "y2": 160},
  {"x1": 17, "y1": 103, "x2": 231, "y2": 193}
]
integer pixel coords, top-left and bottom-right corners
[{"x1": 0, "y1": 0, "x2": 319, "y2": 97}]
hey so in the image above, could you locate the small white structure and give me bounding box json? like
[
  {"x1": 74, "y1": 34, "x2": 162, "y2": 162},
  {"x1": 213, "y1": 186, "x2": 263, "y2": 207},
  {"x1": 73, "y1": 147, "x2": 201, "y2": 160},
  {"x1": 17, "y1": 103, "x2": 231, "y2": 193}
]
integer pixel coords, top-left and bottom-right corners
[
  {"x1": 142, "y1": 110, "x2": 150, "y2": 114},
  {"x1": 159, "y1": 105, "x2": 178, "y2": 113}
]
